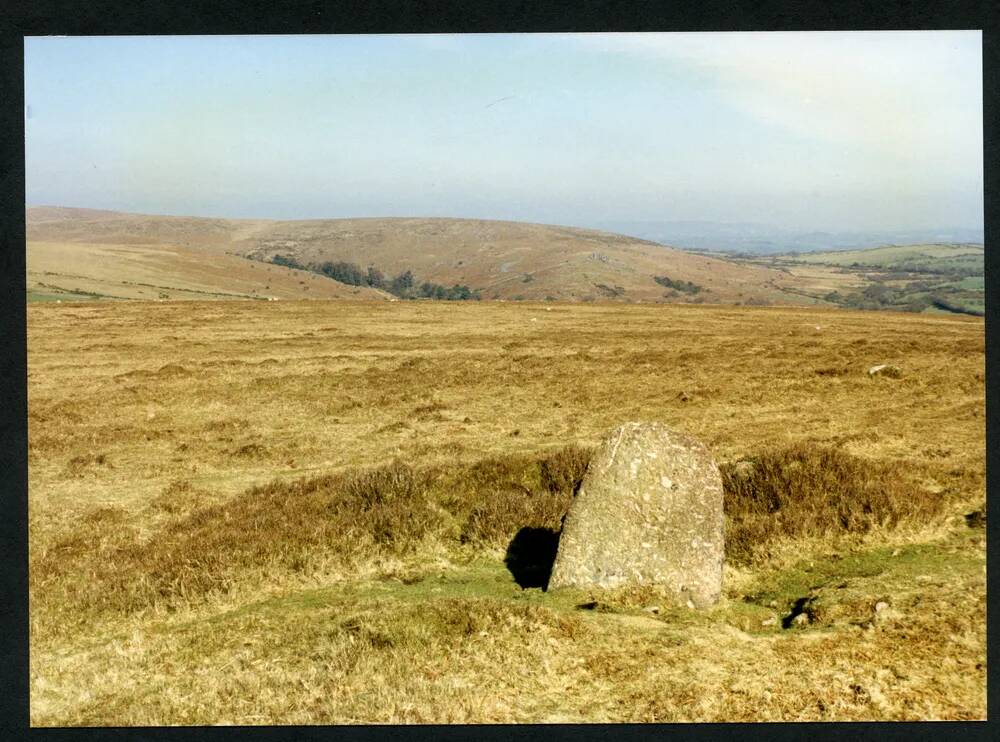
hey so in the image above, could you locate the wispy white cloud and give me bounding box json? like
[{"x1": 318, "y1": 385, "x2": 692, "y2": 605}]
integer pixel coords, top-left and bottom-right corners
[
  {"x1": 569, "y1": 31, "x2": 982, "y2": 168},
  {"x1": 25, "y1": 32, "x2": 982, "y2": 229}
]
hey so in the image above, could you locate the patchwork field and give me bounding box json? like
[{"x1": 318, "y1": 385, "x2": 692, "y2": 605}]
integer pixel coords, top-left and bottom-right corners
[
  {"x1": 732, "y1": 243, "x2": 986, "y2": 316},
  {"x1": 771, "y1": 243, "x2": 984, "y2": 269},
  {"x1": 28, "y1": 299, "x2": 985, "y2": 724}
]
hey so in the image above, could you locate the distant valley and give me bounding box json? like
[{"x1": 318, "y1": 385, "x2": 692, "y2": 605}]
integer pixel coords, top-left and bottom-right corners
[{"x1": 735, "y1": 243, "x2": 985, "y2": 316}]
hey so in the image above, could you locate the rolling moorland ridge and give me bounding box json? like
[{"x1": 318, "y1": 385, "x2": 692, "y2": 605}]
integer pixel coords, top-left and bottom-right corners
[{"x1": 26, "y1": 207, "x2": 984, "y2": 315}]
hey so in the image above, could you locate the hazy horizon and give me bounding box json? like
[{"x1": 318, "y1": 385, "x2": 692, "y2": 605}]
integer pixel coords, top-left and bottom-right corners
[{"x1": 25, "y1": 32, "x2": 983, "y2": 234}]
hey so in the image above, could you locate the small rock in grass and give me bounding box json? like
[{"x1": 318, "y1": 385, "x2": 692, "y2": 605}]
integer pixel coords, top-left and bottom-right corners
[
  {"x1": 732, "y1": 460, "x2": 756, "y2": 481},
  {"x1": 965, "y1": 509, "x2": 986, "y2": 529},
  {"x1": 868, "y1": 364, "x2": 902, "y2": 378}
]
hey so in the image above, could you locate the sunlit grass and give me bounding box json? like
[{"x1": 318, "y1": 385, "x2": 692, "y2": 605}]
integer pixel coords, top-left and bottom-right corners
[{"x1": 28, "y1": 299, "x2": 985, "y2": 724}]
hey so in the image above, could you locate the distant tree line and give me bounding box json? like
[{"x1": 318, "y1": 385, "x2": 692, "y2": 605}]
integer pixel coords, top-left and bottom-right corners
[
  {"x1": 825, "y1": 284, "x2": 930, "y2": 313},
  {"x1": 653, "y1": 275, "x2": 703, "y2": 294},
  {"x1": 931, "y1": 298, "x2": 984, "y2": 317},
  {"x1": 823, "y1": 279, "x2": 983, "y2": 315},
  {"x1": 269, "y1": 254, "x2": 480, "y2": 301}
]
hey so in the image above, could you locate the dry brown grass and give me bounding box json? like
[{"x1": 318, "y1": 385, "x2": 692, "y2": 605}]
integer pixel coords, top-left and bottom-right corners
[
  {"x1": 720, "y1": 444, "x2": 948, "y2": 565},
  {"x1": 32, "y1": 447, "x2": 589, "y2": 626},
  {"x1": 27, "y1": 298, "x2": 985, "y2": 724},
  {"x1": 33, "y1": 440, "x2": 955, "y2": 630},
  {"x1": 27, "y1": 241, "x2": 389, "y2": 302}
]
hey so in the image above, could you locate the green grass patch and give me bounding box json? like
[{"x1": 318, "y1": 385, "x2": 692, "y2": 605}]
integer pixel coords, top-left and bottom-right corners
[
  {"x1": 738, "y1": 531, "x2": 983, "y2": 614},
  {"x1": 950, "y1": 276, "x2": 985, "y2": 291},
  {"x1": 788, "y1": 243, "x2": 983, "y2": 268},
  {"x1": 27, "y1": 290, "x2": 99, "y2": 302}
]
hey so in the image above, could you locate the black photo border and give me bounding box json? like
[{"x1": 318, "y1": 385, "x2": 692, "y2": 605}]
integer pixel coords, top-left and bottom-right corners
[{"x1": 1, "y1": 2, "x2": 996, "y2": 740}]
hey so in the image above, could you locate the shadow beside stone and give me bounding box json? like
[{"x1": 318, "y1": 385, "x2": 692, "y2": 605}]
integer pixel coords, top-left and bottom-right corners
[{"x1": 504, "y1": 526, "x2": 562, "y2": 590}]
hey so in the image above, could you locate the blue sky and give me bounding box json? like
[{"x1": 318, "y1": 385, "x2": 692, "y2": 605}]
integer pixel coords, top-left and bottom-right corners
[{"x1": 25, "y1": 32, "x2": 983, "y2": 231}]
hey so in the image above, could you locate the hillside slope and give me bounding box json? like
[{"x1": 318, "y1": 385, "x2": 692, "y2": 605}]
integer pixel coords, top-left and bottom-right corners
[
  {"x1": 233, "y1": 217, "x2": 804, "y2": 303},
  {"x1": 26, "y1": 241, "x2": 393, "y2": 302},
  {"x1": 26, "y1": 208, "x2": 391, "y2": 302},
  {"x1": 26, "y1": 206, "x2": 268, "y2": 248},
  {"x1": 28, "y1": 207, "x2": 814, "y2": 305}
]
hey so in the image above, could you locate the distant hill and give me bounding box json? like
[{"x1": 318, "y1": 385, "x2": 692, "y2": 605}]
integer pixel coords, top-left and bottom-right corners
[
  {"x1": 26, "y1": 207, "x2": 391, "y2": 302},
  {"x1": 27, "y1": 207, "x2": 813, "y2": 306},
  {"x1": 769, "y1": 243, "x2": 983, "y2": 272},
  {"x1": 592, "y1": 220, "x2": 985, "y2": 255}
]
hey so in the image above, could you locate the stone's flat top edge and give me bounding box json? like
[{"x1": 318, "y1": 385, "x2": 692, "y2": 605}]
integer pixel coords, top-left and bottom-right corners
[
  {"x1": 597, "y1": 421, "x2": 717, "y2": 465},
  {"x1": 605, "y1": 421, "x2": 706, "y2": 445}
]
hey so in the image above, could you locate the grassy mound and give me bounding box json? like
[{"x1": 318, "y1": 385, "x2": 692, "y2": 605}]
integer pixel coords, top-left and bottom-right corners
[
  {"x1": 33, "y1": 442, "x2": 951, "y2": 628},
  {"x1": 720, "y1": 444, "x2": 946, "y2": 565}
]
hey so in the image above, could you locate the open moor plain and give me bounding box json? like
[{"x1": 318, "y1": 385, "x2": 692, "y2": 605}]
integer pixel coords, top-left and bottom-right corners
[{"x1": 28, "y1": 298, "x2": 985, "y2": 724}]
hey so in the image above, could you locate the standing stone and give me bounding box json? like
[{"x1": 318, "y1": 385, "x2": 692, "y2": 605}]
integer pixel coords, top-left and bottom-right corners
[{"x1": 548, "y1": 422, "x2": 724, "y2": 607}]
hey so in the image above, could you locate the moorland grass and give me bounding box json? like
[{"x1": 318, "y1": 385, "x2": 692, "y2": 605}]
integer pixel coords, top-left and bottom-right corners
[
  {"x1": 27, "y1": 299, "x2": 985, "y2": 723},
  {"x1": 34, "y1": 442, "x2": 951, "y2": 627}
]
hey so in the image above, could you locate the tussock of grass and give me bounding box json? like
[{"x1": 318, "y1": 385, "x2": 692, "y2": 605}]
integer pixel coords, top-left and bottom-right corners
[
  {"x1": 150, "y1": 480, "x2": 208, "y2": 516},
  {"x1": 720, "y1": 444, "x2": 945, "y2": 566},
  {"x1": 336, "y1": 461, "x2": 441, "y2": 548},
  {"x1": 454, "y1": 446, "x2": 590, "y2": 546},
  {"x1": 539, "y1": 444, "x2": 591, "y2": 494},
  {"x1": 32, "y1": 446, "x2": 590, "y2": 622},
  {"x1": 34, "y1": 441, "x2": 951, "y2": 628},
  {"x1": 63, "y1": 452, "x2": 113, "y2": 477}
]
